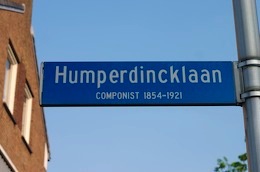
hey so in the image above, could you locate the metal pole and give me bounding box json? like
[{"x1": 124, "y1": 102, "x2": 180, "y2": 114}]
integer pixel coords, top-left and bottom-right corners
[{"x1": 233, "y1": 0, "x2": 260, "y2": 171}]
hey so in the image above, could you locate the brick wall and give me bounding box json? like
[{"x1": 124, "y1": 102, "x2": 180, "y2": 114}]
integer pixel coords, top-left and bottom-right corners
[{"x1": 0, "y1": 0, "x2": 49, "y2": 171}]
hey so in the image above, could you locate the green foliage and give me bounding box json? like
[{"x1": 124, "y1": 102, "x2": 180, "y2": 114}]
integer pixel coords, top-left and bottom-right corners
[{"x1": 214, "y1": 153, "x2": 247, "y2": 172}]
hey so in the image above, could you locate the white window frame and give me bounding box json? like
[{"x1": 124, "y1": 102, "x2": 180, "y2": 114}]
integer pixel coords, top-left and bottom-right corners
[
  {"x1": 0, "y1": 145, "x2": 18, "y2": 172},
  {"x1": 43, "y1": 143, "x2": 49, "y2": 170},
  {"x1": 22, "y1": 83, "x2": 33, "y2": 144},
  {"x1": 3, "y1": 44, "x2": 18, "y2": 114}
]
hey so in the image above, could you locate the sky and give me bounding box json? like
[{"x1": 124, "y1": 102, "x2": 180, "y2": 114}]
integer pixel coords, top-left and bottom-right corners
[{"x1": 32, "y1": 1, "x2": 259, "y2": 172}]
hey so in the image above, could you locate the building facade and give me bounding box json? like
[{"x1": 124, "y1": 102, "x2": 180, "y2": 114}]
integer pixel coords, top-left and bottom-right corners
[{"x1": 0, "y1": 0, "x2": 50, "y2": 171}]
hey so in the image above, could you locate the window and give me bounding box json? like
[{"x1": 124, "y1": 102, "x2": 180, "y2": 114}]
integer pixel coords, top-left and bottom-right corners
[
  {"x1": 22, "y1": 83, "x2": 33, "y2": 143},
  {"x1": 3, "y1": 60, "x2": 11, "y2": 100},
  {"x1": 3, "y1": 44, "x2": 18, "y2": 114},
  {"x1": 0, "y1": 0, "x2": 25, "y2": 13},
  {"x1": 0, "y1": 145, "x2": 18, "y2": 172}
]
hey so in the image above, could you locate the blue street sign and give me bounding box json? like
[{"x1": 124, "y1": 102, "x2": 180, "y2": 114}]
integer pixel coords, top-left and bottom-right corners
[{"x1": 40, "y1": 61, "x2": 238, "y2": 106}]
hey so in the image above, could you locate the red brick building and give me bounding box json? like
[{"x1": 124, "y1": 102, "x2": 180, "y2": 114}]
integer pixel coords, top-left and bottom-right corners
[{"x1": 0, "y1": 0, "x2": 50, "y2": 171}]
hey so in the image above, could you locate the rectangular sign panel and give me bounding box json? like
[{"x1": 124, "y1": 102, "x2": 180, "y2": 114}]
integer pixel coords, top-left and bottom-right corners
[{"x1": 40, "y1": 61, "x2": 238, "y2": 106}]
